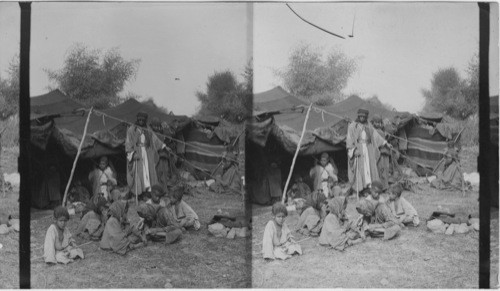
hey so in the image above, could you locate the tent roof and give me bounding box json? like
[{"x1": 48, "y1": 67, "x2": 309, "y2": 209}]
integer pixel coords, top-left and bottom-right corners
[
  {"x1": 30, "y1": 89, "x2": 84, "y2": 120},
  {"x1": 252, "y1": 87, "x2": 405, "y2": 155},
  {"x1": 30, "y1": 91, "x2": 191, "y2": 157}
]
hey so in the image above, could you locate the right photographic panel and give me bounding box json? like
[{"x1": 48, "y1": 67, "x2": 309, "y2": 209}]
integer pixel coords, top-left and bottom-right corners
[{"x1": 249, "y1": 2, "x2": 498, "y2": 288}]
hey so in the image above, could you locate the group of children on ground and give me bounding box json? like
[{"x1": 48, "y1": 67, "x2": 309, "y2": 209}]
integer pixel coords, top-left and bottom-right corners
[
  {"x1": 43, "y1": 182, "x2": 200, "y2": 264},
  {"x1": 263, "y1": 179, "x2": 420, "y2": 260}
]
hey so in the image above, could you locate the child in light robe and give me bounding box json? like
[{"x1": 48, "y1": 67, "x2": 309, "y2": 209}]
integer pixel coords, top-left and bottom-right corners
[
  {"x1": 100, "y1": 200, "x2": 145, "y2": 255},
  {"x1": 167, "y1": 184, "x2": 201, "y2": 230},
  {"x1": 88, "y1": 156, "x2": 117, "y2": 201},
  {"x1": 387, "y1": 184, "x2": 420, "y2": 226},
  {"x1": 75, "y1": 195, "x2": 109, "y2": 241},
  {"x1": 309, "y1": 152, "x2": 338, "y2": 198},
  {"x1": 262, "y1": 202, "x2": 302, "y2": 260},
  {"x1": 44, "y1": 206, "x2": 84, "y2": 264}
]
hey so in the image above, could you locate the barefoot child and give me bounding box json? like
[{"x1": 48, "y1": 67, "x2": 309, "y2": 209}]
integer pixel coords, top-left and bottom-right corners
[
  {"x1": 100, "y1": 200, "x2": 145, "y2": 255},
  {"x1": 75, "y1": 195, "x2": 109, "y2": 241},
  {"x1": 136, "y1": 203, "x2": 182, "y2": 244},
  {"x1": 262, "y1": 202, "x2": 302, "y2": 260},
  {"x1": 387, "y1": 184, "x2": 420, "y2": 226},
  {"x1": 44, "y1": 206, "x2": 84, "y2": 264}
]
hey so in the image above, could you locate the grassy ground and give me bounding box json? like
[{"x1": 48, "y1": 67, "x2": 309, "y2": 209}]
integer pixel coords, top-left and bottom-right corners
[
  {"x1": 30, "y1": 190, "x2": 250, "y2": 288},
  {"x1": 0, "y1": 146, "x2": 19, "y2": 288},
  {"x1": 251, "y1": 146, "x2": 488, "y2": 288}
]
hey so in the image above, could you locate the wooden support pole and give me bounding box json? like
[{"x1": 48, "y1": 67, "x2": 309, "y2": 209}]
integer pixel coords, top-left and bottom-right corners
[
  {"x1": 62, "y1": 107, "x2": 93, "y2": 207},
  {"x1": 281, "y1": 104, "x2": 313, "y2": 204}
]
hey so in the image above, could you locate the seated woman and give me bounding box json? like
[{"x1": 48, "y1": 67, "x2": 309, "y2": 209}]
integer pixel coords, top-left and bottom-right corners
[
  {"x1": 88, "y1": 156, "x2": 117, "y2": 201},
  {"x1": 387, "y1": 184, "x2": 420, "y2": 226},
  {"x1": 136, "y1": 203, "x2": 182, "y2": 244},
  {"x1": 44, "y1": 206, "x2": 84, "y2": 264},
  {"x1": 319, "y1": 197, "x2": 363, "y2": 251},
  {"x1": 309, "y1": 152, "x2": 338, "y2": 198},
  {"x1": 296, "y1": 189, "x2": 327, "y2": 236},
  {"x1": 262, "y1": 202, "x2": 302, "y2": 260},
  {"x1": 286, "y1": 176, "x2": 311, "y2": 204},
  {"x1": 431, "y1": 148, "x2": 464, "y2": 191},
  {"x1": 355, "y1": 198, "x2": 402, "y2": 240},
  {"x1": 167, "y1": 184, "x2": 201, "y2": 230},
  {"x1": 100, "y1": 200, "x2": 145, "y2": 255},
  {"x1": 75, "y1": 195, "x2": 109, "y2": 241},
  {"x1": 209, "y1": 152, "x2": 242, "y2": 195}
]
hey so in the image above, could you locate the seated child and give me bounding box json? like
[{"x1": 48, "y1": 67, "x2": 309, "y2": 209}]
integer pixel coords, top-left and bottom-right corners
[
  {"x1": 262, "y1": 202, "x2": 302, "y2": 260},
  {"x1": 136, "y1": 203, "x2": 182, "y2": 244},
  {"x1": 296, "y1": 190, "x2": 326, "y2": 236},
  {"x1": 286, "y1": 176, "x2": 311, "y2": 204},
  {"x1": 166, "y1": 184, "x2": 201, "y2": 230},
  {"x1": 319, "y1": 197, "x2": 363, "y2": 251},
  {"x1": 146, "y1": 184, "x2": 168, "y2": 209},
  {"x1": 44, "y1": 206, "x2": 84, "y2": 264},
  {"x1": 387, "y1": 184, "x2": 420, "y2": 226},
  {"x1": 355, "y1": 198, "x2": 402, "y2": 240},
  {"x1": 100, "y1": 200, "x2": 145, "y2": 255},
  {"x1": 366, "y1": 181, "x2": 387, "y2": 203},
  {"x1": 75, "y1": 195, "x2": 109, "y2": 241}
]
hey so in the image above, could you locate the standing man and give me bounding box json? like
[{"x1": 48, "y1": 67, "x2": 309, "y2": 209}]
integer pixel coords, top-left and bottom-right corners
[
  {"x1": 126, "y1": 112, "x2": 165, "y2": 200},
  {"x1": 371, "y1": 114, "x2": 391, "y2": 189},
  {"x1": 346, "y1": 109, "x2": 391, "y2": 195}
]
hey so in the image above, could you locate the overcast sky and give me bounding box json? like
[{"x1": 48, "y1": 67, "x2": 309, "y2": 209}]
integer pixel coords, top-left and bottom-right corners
[
  {"x1": 0, "y1": 2, "x2": 250, "y2": 116},
  {"x1": 254, "y1": 2, "x2": 499, "y2": 113},
  {"x1": 0, "y1": 2, "x2": 498, "y2": 115}
]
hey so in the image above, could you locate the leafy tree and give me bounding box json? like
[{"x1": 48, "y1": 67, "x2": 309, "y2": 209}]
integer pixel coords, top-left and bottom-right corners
[
  {"x1": 0, "y1": 54, "x2": 20, "y2": 119},
  {"x1": 46, "y1": 43, "x2": 140, "y2": 109},
  {"x1": 276, "y1": 43, "x2": 357, "y2": 105},
  {"x1": 196, "y1": 69, "x2": 251, "y2": 123},
  {"x1": 421, "y1": 54, "x2": 478, "y2": 120}
]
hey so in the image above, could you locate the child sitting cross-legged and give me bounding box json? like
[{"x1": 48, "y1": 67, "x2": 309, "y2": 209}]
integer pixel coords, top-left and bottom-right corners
[
  {"x1": 136, "y1": 203, "x2": 182, "y2": 244},
  {"x1": 319, "y1": 197, "x2": 364, "y2": 251},
  {"x1": 75, "y1": 195, "x2": 109, "y2": 241},
  {"x1": 262, "y1": 202, "x2": 302, "y2": 260},
  {"x1": 386, "y1": 184, "x2": 420, "y2": 227},
  {"x1": 166, "y1": 184, "x2": 201, "y2": 231},
  {"x1": 100, "y1": 200, "x2": 145, "y2": 255},
  {"x1": 44, "y1": 206, "x2": 84, "y2": 264}
]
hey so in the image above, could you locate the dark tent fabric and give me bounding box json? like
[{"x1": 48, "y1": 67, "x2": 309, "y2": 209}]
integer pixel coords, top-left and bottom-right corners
[
  {"x1": 252, "y1": 87, "x2": 403, "y2": 155},
  {"x1": 31, "y1": 89, "x2": 85, "y2": 120},
  {"x1": 30, "y1": 91, "x2": 191, "y2": 158}
]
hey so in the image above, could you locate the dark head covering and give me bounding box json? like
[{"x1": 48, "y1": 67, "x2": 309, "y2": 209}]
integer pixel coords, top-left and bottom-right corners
[
  {"x1": 151, "y1": 184, "x2": 166, "y2": 197},
  {"x1": 136, "y1": 203, "x2": 157, "y2": 220},
  {"x1": 137, "y1": 111, "x2": 148, "y2": 119},
  {"x1": 357, "y1": 108, "x2": 369, "y2": 116},
  {"x1": 109, "y1": 200, "x2": 128, "y2": 221},
  {"x1": 87, "y1": 194, "x2": 108, "y2": 215},
  {"x1": 355, "y1": 198, "x2": 377, "y2": 216},
  {"x1": 327, "y1": 197, "x2": 347, "y2": 218}
]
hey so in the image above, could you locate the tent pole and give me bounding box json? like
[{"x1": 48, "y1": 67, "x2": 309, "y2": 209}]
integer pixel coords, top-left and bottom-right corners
[
  {"x1": 356, "y1": 156, "x2": 359, "y2": 202},
  {"x1": 135, "y1": 160, "x2": 138, "y2": 206},
  {"x1": 281, "y1": 103, "x2": 313, "y2": 204},
  {"x1": 62, "y1": 107, "x2": 93, "y2": 207}
]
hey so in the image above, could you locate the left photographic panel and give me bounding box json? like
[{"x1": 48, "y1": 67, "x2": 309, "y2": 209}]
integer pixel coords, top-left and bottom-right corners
[
  {"x1": 26, "y1": 2, "x2": 252, "y2": 288},
  {"x1": 0, "y1": 2, "x2": 21, "y2": 289}
]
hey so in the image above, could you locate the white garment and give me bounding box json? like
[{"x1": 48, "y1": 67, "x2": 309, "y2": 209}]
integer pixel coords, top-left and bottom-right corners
[
  {"x1": 140, "y1": 132, "x2": 151, "y2": 191},
  {"x1": 360, "y1": 130, "x2": 372, "y2": 187}
]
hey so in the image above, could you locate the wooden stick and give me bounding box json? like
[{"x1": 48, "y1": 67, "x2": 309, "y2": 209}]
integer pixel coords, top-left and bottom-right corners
[
  {"x1": 135, "y1": 159, "x2": 138, "y2": 206},
  {"x1": 281, "y1": 104, "x2": 313, "y2": 204},
  {"x1": 355, "y1": 156, "x2": 359, "y2": 201},
  {"x1": 62, "y1": 107, "x2": 93, "y2": 207}
]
